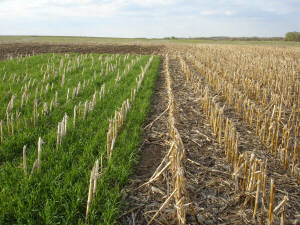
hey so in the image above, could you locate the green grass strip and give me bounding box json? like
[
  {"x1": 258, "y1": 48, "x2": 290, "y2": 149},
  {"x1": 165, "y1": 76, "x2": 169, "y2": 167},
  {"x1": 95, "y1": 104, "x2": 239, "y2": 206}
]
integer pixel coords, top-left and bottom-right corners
[
  {"x1": 87, "y1": 56, "x2": 160, "y2": 225},
  {"x1": 0, "y1": 55, "x2": 160, "y2": 225},
  {"x1": 0, "y1": 54, "x2": 136, "y2": 164}
]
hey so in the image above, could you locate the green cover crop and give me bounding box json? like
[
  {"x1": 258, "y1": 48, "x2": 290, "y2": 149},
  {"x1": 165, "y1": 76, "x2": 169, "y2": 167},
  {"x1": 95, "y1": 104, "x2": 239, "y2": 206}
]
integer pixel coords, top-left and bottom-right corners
[{"x1": 0, "y1": 53, "x2": 160, "y2": 224}]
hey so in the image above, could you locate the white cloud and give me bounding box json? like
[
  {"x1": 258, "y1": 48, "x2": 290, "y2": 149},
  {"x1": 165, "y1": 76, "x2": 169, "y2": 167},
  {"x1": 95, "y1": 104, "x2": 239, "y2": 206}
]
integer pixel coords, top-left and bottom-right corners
[
  {"x1": 0, "y1": 0, "x2": 299, "y2": 37},
  {"x1": 0, "y1": 0, "x2": 123, "y2": 18},
  {"x1": 224, "y1": 10, "x2": 233, "y2": 16},
  {"x1": 0, "y1": 0, "x2": 179, "y2": 18},
  {"x1": 200, "y1": 9, "x2": 234, "y2": 16}
]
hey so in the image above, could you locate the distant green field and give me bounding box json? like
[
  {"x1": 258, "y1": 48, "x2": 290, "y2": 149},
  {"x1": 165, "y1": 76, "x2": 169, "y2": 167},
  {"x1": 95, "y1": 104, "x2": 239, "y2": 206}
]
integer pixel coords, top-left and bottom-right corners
[
  {"x1": 0, "y1": 53, "x2": 160, "y2": 224},
  {"x1": 1, "y1": 35, "x2": 300, "y2": 47},
  {"x1": 170, "y1": 38, "x2": 300, "y2": 47},
  {"x1": 0, "y1": 35, "x2": 151, "y2": 44}
]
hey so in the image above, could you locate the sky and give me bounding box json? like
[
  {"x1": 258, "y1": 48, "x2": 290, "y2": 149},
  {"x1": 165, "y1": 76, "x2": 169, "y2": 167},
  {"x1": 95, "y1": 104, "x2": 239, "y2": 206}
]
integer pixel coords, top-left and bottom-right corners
[{"x1": 0, "y1": 0, "x2": 300, "y2": 38}]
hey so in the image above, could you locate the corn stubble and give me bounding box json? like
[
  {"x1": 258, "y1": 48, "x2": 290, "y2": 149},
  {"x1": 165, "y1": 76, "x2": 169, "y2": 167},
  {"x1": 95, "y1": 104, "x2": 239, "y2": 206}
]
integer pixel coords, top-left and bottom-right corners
[
  {"x1": 139, "y1": 54, "x2": 192, "y2": 225},
  {"x1": 172, "y1": 44, "x2": 298, "y2": 224}
]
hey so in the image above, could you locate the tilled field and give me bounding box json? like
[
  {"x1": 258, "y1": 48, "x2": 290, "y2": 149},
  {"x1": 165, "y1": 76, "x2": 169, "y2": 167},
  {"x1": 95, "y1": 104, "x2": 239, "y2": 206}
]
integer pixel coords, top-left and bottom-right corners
[{"x1": 0, "y1": 43, "x2": 166, "y2": 60}]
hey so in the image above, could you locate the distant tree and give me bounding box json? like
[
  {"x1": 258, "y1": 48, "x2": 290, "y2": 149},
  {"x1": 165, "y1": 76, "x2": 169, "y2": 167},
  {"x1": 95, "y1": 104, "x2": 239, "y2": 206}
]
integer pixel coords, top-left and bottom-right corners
[
  {"x1": 285, "y1": 32, "x2": 300, "y2": 41},
  {"x1": 163, "y1": 36, "x2": 177, "y2": 40}
]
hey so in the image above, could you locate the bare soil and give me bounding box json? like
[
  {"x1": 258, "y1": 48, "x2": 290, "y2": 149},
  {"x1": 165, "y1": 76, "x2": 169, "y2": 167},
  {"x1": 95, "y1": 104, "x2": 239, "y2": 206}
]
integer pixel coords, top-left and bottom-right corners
[{"x1": 0, "y1": 43, "x2": 166, "y2": 60}]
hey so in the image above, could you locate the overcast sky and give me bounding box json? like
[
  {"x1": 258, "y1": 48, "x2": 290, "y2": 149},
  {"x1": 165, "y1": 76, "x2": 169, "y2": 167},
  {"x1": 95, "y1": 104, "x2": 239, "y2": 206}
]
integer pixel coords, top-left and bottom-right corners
[{"x1": 0, "y1": 0, "x2": 299, "y2": 38}]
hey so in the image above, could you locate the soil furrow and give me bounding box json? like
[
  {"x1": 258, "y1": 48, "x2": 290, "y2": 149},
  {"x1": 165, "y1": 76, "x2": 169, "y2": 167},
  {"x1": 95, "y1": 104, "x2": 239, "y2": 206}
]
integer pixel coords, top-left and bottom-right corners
[{"x1": 118, "y1": 57, "x2": 169, "y2": 225}]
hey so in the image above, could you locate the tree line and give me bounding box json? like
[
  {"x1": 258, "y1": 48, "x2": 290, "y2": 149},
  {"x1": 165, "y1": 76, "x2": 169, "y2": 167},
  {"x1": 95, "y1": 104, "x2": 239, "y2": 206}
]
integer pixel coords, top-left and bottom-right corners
[{"x1": 285, "y1": 32, "x2": 300, "y2": 41}]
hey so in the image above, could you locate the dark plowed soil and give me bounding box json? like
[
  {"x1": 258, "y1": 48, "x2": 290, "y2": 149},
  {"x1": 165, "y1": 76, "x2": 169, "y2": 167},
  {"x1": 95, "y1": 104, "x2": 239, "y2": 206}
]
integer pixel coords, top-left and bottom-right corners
[{"x1": 0, "y1": 43, "x2": 166, "y2": 60}]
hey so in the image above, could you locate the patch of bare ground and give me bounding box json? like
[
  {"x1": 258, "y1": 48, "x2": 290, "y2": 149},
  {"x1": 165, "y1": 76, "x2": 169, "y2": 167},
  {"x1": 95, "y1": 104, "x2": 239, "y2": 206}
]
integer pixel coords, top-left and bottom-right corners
[{"x1": 0, "y1": 43, "x2": 166, "y2": 60}]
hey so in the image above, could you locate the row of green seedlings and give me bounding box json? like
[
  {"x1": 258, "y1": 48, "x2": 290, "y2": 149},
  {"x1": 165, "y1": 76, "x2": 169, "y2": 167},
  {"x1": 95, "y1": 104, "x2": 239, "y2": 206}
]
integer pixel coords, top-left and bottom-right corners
[
  {"x1": 1, "y1": 74, "x2": 101, "y2": 141},
  {"x1": 138, "y1": 54, "x2": 188, "y2": 225},
  {"x1": 0, "y1": 54, "x2": 139, "y2": 144},
  {"x1": 0, "y1": 54, "x2": 36, "y2": 82},
  {"x1": 24, "y1": 54, "x2": 139, "y2": 151},
  {"x1": 106, "y1": 55, "x2": 152, "y2": 160},
  {"x1": 22, "y1": 83, "x2": 105, "y2": 178},
  {"x1": 20, "y1": 56, "x2": 110, "y2": 167},
  {"x1": 2, "y1": 53, "x2": 124, "y2": 118},
  {"x1": 1, "y1": 53, "x2": 120, "y2": 137},
  {"x1": 58, "y1": 56, "x2": 142, "y2": 149},
  {"x1": 56, "y1": 84, "x2": 105, "y2": 148},
  {"x1": 1, "y1": 53, "x2": 127, "y2": 86},
  {"x1": 19, "y1": 54, "x2": 123, "y2": 166},
  {"x1": 21, "y1": 54, "x2": 139, "y2": 189},
  {"x1": 85, "y1": 55, "x2": 154, "y2": 221},
  {"x1": 0, "y1": 54, "x2": 89, "y2": 131},
  {"x1": 2, "y1": 74, "x2": 96, "y2": 138},
  {"x1": 115, "y1": 55, "x2": 141, "y2": 83},
  {"x1": 57, "y1": 83, "x2": 105, "y2": 149},
  {"x1": 1, "y1": 53, "x2": 83, "y2": 95},
  {"x1": 2, "y1": 53, "x2": 122, "y2": 117},
  {"x1": 4, "y1": 52, "x2": 36, "y2": 62},
  {"x1": 180, "y1": 53, "x2": 299, "y2": 181},
  {"x1": 180, "y1": 55, "x2": 289, "y2": 225}
]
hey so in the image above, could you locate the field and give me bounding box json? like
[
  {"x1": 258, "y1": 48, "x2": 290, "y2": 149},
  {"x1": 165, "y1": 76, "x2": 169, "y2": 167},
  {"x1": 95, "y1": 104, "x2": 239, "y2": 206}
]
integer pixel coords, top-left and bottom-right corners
[
  {"x1": 1, "y1": 36, "x2": 300, "y2": 47},
  {"x1": 0, "y1": 51, "x2": 160, "y2": 224},
  {"x1": 0, "y1": 39, "x2": 299, "y2": 225}
]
